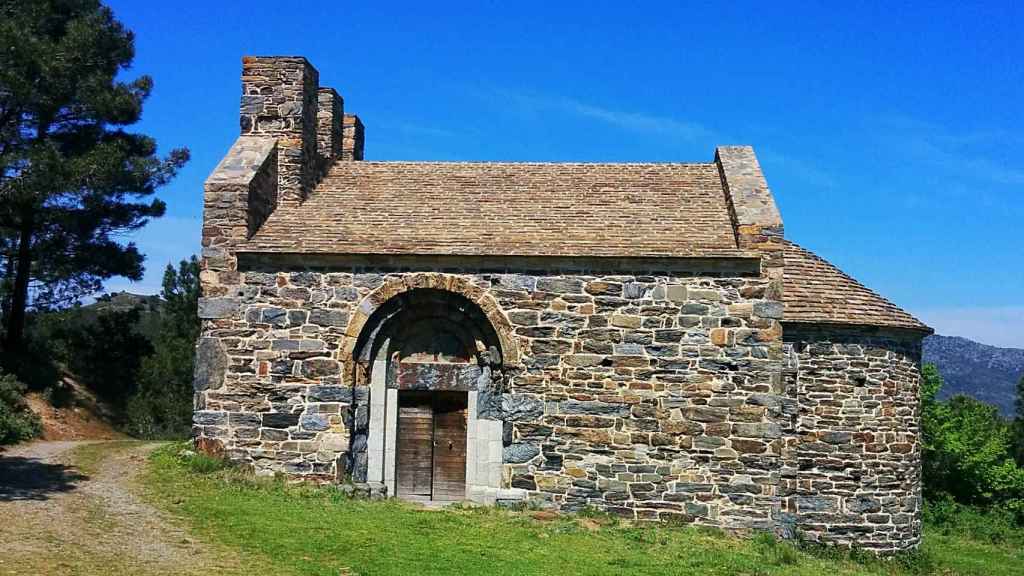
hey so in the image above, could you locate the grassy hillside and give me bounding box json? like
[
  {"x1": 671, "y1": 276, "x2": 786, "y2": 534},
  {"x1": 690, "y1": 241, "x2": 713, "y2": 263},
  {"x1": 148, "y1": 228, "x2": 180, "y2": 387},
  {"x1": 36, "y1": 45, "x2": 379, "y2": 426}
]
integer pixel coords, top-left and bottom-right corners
[{"x1": 140, "y1": 444, "x2": 1024, "y2": 576}]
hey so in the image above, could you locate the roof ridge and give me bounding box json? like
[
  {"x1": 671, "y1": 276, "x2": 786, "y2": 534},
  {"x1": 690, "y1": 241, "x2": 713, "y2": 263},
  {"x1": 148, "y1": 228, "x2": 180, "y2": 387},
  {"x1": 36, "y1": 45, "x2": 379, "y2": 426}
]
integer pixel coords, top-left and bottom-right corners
[{"x1": 324, "y1": 160, "x2": 717, "y2": 168}]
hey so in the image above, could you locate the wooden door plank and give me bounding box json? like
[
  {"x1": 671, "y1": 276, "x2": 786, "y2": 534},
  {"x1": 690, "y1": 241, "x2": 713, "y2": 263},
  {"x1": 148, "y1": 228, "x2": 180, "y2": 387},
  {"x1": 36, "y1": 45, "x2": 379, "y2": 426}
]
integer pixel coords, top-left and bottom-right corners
[
  {"x1": 397, "y1": 404, "x2": 433, "y2": 497},
  {"x1": 432, "y1": 403, "x2": 467, "y2": 501}
]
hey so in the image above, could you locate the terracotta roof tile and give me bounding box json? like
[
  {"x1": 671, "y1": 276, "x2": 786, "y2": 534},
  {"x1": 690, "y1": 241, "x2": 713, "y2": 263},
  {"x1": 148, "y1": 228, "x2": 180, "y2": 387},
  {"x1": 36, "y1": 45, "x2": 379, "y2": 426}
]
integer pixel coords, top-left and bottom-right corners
[
  {"x1": 244, "y1": 161, "x2": 745, "y2": 257},
  {"x1": 782, "y1": 241, "x2": 930, "y2": 332}
]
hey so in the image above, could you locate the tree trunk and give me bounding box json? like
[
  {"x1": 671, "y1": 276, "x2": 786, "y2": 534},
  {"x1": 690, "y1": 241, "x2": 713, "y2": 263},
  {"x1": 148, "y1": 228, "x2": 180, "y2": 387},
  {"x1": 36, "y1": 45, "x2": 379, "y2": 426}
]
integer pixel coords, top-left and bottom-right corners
[
  {"x1": 4, "y1": 120, "x2": 49, "y2": 350},
  {"x1": 0, "y1": 250, "x2": 14, "y2": 335},
  {"x1": 4, "y1": 210, "x2": 33, "y2": 350}
]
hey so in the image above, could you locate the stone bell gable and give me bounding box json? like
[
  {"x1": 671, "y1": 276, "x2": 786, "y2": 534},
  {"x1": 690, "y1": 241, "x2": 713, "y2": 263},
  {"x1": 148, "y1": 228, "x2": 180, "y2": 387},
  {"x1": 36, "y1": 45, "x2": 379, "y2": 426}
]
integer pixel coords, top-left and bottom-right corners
[{"x1": 195, "y1": 55, "x2": 931, "y2": 554}]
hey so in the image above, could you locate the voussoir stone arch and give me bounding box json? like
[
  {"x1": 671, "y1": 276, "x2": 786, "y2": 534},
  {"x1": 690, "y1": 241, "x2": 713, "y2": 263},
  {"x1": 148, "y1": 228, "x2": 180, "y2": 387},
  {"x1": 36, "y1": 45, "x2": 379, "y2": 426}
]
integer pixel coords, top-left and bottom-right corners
[{"x1": 340, "y1": 273, "x2": 520, "y2": 375}]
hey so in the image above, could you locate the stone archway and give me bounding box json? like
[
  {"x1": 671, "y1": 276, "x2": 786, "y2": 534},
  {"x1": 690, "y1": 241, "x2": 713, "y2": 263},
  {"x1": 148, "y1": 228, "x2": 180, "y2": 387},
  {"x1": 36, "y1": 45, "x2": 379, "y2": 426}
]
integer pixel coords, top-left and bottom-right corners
[
  {"x1": 341, "y1": 273, "x2": 519, "y2": 375},
  {"x1": 344, "y1": 278, "x2": 514, "y2": 502}
]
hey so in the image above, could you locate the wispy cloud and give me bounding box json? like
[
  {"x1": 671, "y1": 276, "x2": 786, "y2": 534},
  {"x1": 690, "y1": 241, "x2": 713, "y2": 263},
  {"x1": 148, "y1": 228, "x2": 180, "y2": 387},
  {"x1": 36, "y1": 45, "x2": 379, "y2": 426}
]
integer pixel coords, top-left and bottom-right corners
[
  {"x1": 876, "y1": 116, "x2": 1024, "y2": 186},
  {"x1": 389, "y1": 121, "x2": 463, "y2": 139},
  {"x1": 562, "y1": 99, "x2": 714, "y2": 141},
  {"x1": 909, "y1": 139, "x2": 1024, "y2": 186},
  {"x1": 756, "y1": 149, "x2": 837, "y2": 190},
  {"x1": 915, "y1": 306, "x2": 1024, "y2": 349},
  {"x1": 484, "y1": 87, "x2": 839, "y2": 190},
  {"x1": 488, "y1": 88, "x2": 716, "y2": 142}
]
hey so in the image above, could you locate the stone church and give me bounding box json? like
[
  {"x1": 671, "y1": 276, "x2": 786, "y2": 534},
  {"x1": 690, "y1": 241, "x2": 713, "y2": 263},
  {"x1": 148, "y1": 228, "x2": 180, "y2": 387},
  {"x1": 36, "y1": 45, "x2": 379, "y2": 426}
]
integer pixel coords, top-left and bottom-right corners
[{"x1": 195, "y1": 56, "x2": 930, "y2": 552}]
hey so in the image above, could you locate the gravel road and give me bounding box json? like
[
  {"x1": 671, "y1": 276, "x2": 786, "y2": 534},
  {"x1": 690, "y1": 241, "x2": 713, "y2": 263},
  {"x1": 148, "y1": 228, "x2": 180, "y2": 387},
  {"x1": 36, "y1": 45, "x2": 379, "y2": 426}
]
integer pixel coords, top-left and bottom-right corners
[{"x1": 0, "y1": 440, "x2": 243, "y2": 575}]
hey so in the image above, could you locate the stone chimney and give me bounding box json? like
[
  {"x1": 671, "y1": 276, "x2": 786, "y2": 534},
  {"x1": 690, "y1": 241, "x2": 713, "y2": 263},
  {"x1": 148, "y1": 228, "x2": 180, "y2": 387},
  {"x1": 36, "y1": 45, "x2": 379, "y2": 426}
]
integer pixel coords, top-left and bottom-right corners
[
  {"x1": 201, "y1": 55, "x2": 357, "y2": 326},
  {"x1": 342, "y1": 114, "x2": 364, "y2": 160},
  {"x1": 240, "y1": 56, "x2": 320, "y2": 204},
  {"x1": 317, "y1": 88, "x2": 344, "y2": 171}
]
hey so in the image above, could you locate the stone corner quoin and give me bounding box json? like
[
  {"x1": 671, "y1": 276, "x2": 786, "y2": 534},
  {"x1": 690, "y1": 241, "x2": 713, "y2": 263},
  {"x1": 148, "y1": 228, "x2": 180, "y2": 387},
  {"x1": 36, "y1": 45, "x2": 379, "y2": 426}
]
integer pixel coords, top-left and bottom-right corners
[{"x1": 193, "y1": 54, "x2": 930, "y2": 554}]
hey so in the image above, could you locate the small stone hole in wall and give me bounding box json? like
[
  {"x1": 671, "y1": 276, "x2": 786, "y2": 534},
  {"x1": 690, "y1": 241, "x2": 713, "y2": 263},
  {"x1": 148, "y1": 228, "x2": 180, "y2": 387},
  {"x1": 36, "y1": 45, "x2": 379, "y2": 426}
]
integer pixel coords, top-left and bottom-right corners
[{"x1": 601, "y1": 358, "x2": 614, "y2": 367}]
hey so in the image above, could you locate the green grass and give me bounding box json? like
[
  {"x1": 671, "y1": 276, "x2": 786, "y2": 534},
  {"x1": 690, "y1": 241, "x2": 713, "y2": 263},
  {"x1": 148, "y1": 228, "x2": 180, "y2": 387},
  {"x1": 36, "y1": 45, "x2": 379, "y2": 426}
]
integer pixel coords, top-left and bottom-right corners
[
  {"x1": 918, "y1": 501, "x2": 1024, "y2": 575},
  {"x1": 141, "y1": 443, "x2": 1024, "y2": 576},
  {"x1": 70, "y1": 439, "x2": 143, "y2": 475}
]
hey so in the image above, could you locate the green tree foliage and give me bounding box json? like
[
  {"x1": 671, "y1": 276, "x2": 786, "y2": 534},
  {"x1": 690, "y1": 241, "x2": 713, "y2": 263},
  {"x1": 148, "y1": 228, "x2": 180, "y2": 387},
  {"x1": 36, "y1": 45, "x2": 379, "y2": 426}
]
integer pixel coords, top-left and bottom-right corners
[
  {"x1": 0, "y1": 0, "x2": 189, "y2": 352},
  {"x1": 921, "y1": 363, "x2": 1024, "y2": 519},
  {"x1": 10, "y1": 256, "x2": 198, "y2": 437},
  {"x1": 0, "y1": 369, "x2": 41, "y2": 444},
  {"x1": 124, "y1": 256, "x2": 199, "y2": 439},
  {"x1": 920, "y1": 363, "x2": 944, "y2": 448},
  {"x1": 1014, "y1": 375, "x2": 1024, "y2": 467},
  {"x1": 59, "y1": 307, "x2": 153, "y2": 402}
]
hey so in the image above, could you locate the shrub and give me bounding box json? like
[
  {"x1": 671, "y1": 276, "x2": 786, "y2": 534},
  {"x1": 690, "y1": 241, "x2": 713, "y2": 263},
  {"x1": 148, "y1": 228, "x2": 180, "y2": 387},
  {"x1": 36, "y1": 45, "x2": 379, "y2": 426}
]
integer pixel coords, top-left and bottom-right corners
[
  {"x1": 921, "y1": 364, "x2": 1024, "y2": 519},
  {"x1": 176, "y1": 447, "x2": 229, "y2": 474},
  {"x1": 0, "y1": 370, "x2": 42, "y2": 444},
  {"x1": 923, "y1": 498, "x2": 1024, "y2": 546}
]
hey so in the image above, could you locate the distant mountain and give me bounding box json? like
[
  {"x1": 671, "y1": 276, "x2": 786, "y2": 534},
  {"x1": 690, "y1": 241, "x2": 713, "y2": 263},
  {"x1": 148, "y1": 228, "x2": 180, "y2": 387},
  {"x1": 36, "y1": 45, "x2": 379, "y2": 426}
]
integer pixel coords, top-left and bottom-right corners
[
  {"x1": 90, "y1": 291, "x2": 163, "y2": 313},
  {"x1": 66, "y1": 291, "x2": 165, "y2": 342},
  {"x1": 923, "y1": 334, "x2": 1024, "y2": 417}
]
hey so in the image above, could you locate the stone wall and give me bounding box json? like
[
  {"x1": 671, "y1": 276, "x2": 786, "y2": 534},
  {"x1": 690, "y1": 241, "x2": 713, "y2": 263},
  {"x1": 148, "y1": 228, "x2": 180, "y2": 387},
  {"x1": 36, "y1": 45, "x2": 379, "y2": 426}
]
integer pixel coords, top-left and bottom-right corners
[
  {"x1": 201, "y1": 137, "x2": 278, "y2": 297},
  {"x1": 780, "y1": 324, "x2": 923, "y2": 552},
  {"x1": 194, "y1": 261, "x2": 790, "y2": 528}
]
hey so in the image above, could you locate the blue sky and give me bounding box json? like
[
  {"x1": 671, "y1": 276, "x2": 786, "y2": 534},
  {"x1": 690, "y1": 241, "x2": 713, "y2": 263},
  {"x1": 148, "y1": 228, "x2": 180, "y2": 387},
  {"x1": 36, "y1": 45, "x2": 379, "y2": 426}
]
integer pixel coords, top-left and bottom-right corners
[{"x1": 102, "y1": 1, "x2": 1023, "y2": 347}]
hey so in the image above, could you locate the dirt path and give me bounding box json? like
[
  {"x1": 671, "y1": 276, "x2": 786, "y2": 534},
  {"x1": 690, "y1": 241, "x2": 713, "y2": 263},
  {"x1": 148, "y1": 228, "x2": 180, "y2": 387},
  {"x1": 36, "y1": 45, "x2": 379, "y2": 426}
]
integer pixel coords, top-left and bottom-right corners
[{"x1": 0, "y1": 441, "x2": 244, "y2": 575}]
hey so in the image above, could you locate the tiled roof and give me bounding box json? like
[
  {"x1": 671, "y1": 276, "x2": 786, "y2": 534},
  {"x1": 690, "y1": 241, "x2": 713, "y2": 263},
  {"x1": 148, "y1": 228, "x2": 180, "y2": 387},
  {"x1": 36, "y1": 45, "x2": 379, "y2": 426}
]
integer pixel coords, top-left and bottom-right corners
[
  {"x1": 238, "y1": 159, "x2": 927, "y2": 332},
  {"x1": 244, "y1": 161, "x2": 747, "y2": 257},
  {"x1": 782, "y1": 241, "x2": 931, "y2": 332}
]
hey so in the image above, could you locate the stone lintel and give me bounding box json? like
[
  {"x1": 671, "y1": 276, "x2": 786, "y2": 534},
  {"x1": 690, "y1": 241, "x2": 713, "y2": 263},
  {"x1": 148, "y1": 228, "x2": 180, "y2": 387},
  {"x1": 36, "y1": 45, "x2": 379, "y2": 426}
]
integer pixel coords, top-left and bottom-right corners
[{"x1": 392, "y1": 362, "x2": 483, "y2": 391}]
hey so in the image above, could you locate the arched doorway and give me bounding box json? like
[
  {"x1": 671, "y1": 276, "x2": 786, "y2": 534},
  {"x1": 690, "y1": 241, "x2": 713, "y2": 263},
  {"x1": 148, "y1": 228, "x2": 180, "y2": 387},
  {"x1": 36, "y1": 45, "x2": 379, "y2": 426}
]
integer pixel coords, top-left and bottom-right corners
[{"x1": 350, "y1": 287, "x2": 507, "y2": 502}]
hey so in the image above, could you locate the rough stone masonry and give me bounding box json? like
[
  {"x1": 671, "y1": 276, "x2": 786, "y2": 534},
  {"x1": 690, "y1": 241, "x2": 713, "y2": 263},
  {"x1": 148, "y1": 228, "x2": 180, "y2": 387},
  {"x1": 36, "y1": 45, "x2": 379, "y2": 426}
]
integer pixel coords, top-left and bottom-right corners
[{"x1": 195, "y1": 55, "x2": 932, "y2": 553}]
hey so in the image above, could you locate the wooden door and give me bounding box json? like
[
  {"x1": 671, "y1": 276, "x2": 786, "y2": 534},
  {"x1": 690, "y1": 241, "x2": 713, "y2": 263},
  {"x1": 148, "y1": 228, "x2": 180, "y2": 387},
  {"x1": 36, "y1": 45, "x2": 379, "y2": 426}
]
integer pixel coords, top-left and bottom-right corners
[
  {"x1": 396, "y1": 402, "x2": 433, "y2": 497},
  {"x1": 432, "y1": 397, "x2": 467, "y2": 501}
]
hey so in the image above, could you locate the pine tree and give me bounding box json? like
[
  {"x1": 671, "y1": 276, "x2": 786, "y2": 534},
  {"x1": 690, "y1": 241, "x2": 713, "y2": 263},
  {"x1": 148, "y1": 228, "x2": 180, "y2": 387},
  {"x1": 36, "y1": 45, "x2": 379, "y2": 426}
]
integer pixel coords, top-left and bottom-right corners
[
  {"x1": 0, "y1": 0, "x2": 188, "y2": 351},
  {"x1": 125, "y1": 256, "x2": 199, "y2": 438}
]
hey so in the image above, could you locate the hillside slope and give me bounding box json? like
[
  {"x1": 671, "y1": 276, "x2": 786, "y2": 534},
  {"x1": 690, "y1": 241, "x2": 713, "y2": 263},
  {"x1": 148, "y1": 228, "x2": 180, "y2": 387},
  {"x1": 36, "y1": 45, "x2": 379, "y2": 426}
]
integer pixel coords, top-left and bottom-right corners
[
  {"x1": 23, "y1": 374, "x2": 123, "y2": 441},
  {"x1": 923, "y1": 334, "x2": 1024, "y2": 417}
]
